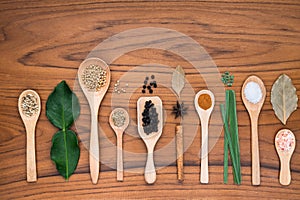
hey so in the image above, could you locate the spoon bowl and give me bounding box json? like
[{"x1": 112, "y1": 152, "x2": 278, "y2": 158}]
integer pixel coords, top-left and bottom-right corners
[
  {"x1": 194, "y1": 90, "x2": 215, "y2": 183},
  {"x1": 78, "y1": 57, "x2": 111, "y2": 184},
  {"x1": 275, "y1": 129, "x2": 296, "y2": 185},
  {"x1": 18, "y1": 89, "x2": 41, "y2": 182},
  {"x1": 109, "y1": 108, "x2": 130, "y2": 181},
  {"x1": 241, "y1": 75, "x2": 266, "y2": 186},
  {"x1": 137, "y1": 96, "x2": 163, "y2": 184}
]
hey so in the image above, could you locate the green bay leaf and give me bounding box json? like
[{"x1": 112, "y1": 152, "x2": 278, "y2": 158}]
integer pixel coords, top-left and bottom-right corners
[
  {"x1": 46, "y1": 81, "x2": 80, "y2": 130},
  {"x1": 51, "y1": 130, "x2": 80, "y2": 180}
]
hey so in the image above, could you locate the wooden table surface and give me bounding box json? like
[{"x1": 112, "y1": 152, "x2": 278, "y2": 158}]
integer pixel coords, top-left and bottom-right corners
[{"x1": 0, "y1": 0, "x2": 300, "y2": 199}]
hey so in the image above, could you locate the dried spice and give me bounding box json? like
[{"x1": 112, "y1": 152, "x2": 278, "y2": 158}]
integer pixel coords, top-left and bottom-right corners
[
  {"x1": 142, "y1": 100, "x2": 159, "y2": 135},
  {"x1": 275, "y1": 129, "x2": 295, "y2": 152},
  {"x1": 21, "y1": 93, "x2": 39, "y2": 117},
  {"x1": 112, "y1": 110, "x2": 127, "y2": 127},
  {"x1": 113, "y1": 80, "x2": 128, "y2": 94},
  {"x1": 198, "y1": 94, "x2": 212, "y2": 110},
  {"x1": 244, "y1": 81, "x2": 262, "y2": 104},
  {"x1": 142, "y1": 75, "x2": 156, "y2": 94},
  {"x1": 172, "y1": 65, "x2": 185, "y2": 97},
  {"x1": 271, "y1": 74, "x2": 298, "y2": 125},
  {"x1": 172, "y1": 101, "x2": 188, "y2": 119},
  {"x1": 82, "y1": 64, "x2": 107, "y2": 91}
]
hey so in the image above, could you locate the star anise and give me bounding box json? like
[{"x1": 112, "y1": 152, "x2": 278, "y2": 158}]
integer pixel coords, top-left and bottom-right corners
[{"x1": 172, "y1": 101, "x2": 188, "y2": 119}]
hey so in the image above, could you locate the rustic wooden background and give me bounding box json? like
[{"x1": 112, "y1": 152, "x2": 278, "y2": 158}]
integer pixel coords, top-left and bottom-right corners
[{"x1": 0, "y1": 0, "x2": 299, "y2": 199}]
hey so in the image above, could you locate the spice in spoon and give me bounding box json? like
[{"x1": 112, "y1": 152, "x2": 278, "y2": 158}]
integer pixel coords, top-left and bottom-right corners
[
  {"x1": 112, "y1": 109, "x2": 127, "y2": 127},
  {"x1": 244, "y1": 81, "x2": 262, "y2": 104},
  {"x1": 21, "y1": 93, "x2": 39, "y2": 117},
  {"x1": 276, "y1": 129, "x2": 295, "y2": 152},
  {"x1": 198, "y1": 94, "x2": 212, "y2": 110},
  {"x1": 82, "y1": 64, "x2": 107, "y2": 91},
  {"x1": 142, "y1": 100, "x2": 159, "y2": 135}
]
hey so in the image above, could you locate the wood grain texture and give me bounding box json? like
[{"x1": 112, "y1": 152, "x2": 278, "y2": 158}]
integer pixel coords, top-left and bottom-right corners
[{"x1": 0, "y1": 0, "x2": 300, "y2": 199}]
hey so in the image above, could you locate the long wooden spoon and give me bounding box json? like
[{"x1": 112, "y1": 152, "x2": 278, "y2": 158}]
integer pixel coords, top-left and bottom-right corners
[
  {"x1": 194, "y1": 90, "x2": 215, "y2": 184},
  {"x1": 78, "y1": 57, "x2": 111, "y2": 184},
  {"x1": 137, "y1": 96, "x2": 163, "y2": 184},
  {"x1": 241, "y1": 75, "x2": 266, "y2": 185},
  {"x1": 275, "y1": 129, "x2": 296, "y2": 185},
  {"x1": 109, "y1": 108, "x2": 130, "y2": 182},
  {"x1": 18, "y1": 89, "x2": 41, "y2": 182}
]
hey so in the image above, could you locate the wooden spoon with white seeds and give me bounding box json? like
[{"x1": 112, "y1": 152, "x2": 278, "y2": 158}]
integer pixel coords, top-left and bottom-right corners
[
  {"x1": 18, "y1": 89, "x2": 41, "y2": 183},
  {"x1": 109, "y1": 108, "x2": 129, "y2": 182},
  {"x1": 78, "y1": 57, "x2": 111, "y2": 184}
]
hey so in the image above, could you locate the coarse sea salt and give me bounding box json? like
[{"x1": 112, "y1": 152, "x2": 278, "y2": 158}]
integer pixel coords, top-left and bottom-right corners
[{"x1": 244, "y1": 81, "x2": 262, "y2": 104}]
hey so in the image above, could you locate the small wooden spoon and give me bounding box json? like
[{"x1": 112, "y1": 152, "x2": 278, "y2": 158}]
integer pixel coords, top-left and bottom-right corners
[
  {"x1": 241, "y1": 75, "x2": 266, "y2": 186},
  {"x1": 78, "y1": 57, "x2": 111, "y2": 184},
  {"x1": 109, "y1": 108, "x2": 130, "y2": 182},
  {"x1": 194, "y1": 90, "x2": 215, "y2": 184},
  {"x1": 275, "y1": 129, "x2": 296, "y2": 186},
  {"x1": 137, "y1": 96, "x2": 163, "y2": 184},
  {"x1": 18, "y1": 89, "x2": 41, "y2": 182}
]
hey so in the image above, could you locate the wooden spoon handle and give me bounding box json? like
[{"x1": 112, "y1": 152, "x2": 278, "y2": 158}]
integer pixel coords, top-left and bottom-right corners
[
  {"x1": 176, "y1": 125, "x2": 184, "y2": 182},
  {"x1": 145, "y1": 149, "x2": 156, "y2": 184},
  {"x1": 116, "y1": 133, "x2": 123, "y2": 181},
  {"x1": 251, "y1": 117, "x2": 260, "y2": 185},
  {"x1": 280, "y1": 157, "x2": 291, "y2": 185},
  {"x1": 200, "y1": 121, "x2": 209, "y2": 184},
  {"x1": 90, "y1": 112, "x2": 99, "y2": 184},
  {"x1": 25, "y1": 124, "x2": 37, "y2": 182}
]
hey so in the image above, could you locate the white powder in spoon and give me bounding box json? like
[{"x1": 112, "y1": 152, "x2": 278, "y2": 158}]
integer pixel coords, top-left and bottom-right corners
[{"x1": 244, "y1": 81, "x2": 262, "y2": 104}]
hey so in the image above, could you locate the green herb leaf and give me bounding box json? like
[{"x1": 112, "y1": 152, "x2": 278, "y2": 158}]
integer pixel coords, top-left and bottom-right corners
[
  {"x1": 46, "y1": 81, "x2": 80, "y2": 180},
  {"x1": 46, "y1": 81, "x2": 80, "y2": 130},
  {"x1": 51, "y1": 130, "x2": 80, "y2": 180}
]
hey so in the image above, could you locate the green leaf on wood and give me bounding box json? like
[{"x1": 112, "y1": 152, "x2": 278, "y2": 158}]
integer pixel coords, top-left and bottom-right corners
[
  {"x1": 51, "y1": 130, "x2": 80, "y2": 180},
  {"x1": 46, "y1": 81, "x2": 80, "y2": 180},
  {"x1": 46, "y1": 80, "x2": 80, "y2": 130},
  {"x1": 271, "y1": 74, "x2": 298, "y2": 125}
]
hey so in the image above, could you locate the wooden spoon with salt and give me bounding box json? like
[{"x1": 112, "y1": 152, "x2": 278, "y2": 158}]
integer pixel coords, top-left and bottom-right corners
[
  {"x1": 194, "y1": 90, "x2": 215, "y2": 184},
  {"x1": 137, "y1": 96, "x2": 163, "y2": 184},
  {"x1": 241, "y1": 75, "x2": 266, "y2": 186},
  {"x1": 78, "y1": 57, "x2": 111, "y2": 184},
  {"x1": 109, "y1": 108, "x2": 130, "y2": 182},
  {"x1": 275, "y1": 129, "x2": 296, "y2": 186},
  {"x1": 18, "y1": 89, "x2": 41, "y2": 182}
]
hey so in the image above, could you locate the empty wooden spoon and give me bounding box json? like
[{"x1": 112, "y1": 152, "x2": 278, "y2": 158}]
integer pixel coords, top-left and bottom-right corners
[
  {"x1": 78, "y1": 57, "x2": 111, "y2": 184},
  {"x1": 137, "y1": 96, "x2": 163, "y2": 184},
  {"x1": 241, "y1": 75, "x2": 266, "y2": 185},
  {"x1": 194, "y1": 90, "x2": 215, "y2": 184},
  {"x1": 275, "y1": 129, "x2": 296, "y2": 186},
  {"x1": 18, "y1": 89, "x2": 41, "y2": 182},
  {"x1": 109, "y1": 108, "x2": 130, "y2": 182}
]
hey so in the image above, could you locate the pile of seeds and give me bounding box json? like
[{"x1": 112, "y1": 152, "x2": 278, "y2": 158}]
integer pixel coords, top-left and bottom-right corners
[
  {"x1": 142, "y1": 75, "x2": 157, "y2": 94},
  {"x1": 82, "y1": 64, "x2": 107, "y2": 91},
  {"x1": 21, "y1": 93, "x2": 39, "y2": 117},
  {"x1": 113, "y1": 80, "x2": 129, "y2": 94},
  {"x1": 142, "y1": 100, "x2": 159, "y2": 135},
  {"x1": 112, "y1": 109, "x2": 127, "y2": 127}
]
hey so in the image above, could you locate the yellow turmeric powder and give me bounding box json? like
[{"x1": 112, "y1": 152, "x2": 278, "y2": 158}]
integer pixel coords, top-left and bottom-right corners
[{"x1": 198, "y1": 94, "x2": 212, "y2": 110}]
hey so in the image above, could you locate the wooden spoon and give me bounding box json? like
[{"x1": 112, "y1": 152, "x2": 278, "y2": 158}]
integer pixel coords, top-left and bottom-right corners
[
  {"x1": 275, "y1": 129, "x2": 296, "y2": 186},
  {"x1": 194, "y1": 90, "x2": 215, "y2": 184},
  {"x1": 109, "y1": 108, "x2": 130, "y2": 182},
  {"x1": 18, "y1": 89, "x2": 41, "y2": 182},
  {"x1": 78, "y1": 57, "x2": 111, "y2": 184},
  {"x1": 137, "y1": 96, "x2": 163, "y2": 184},
  {"x1": 241, "y1": 75, "x2": 266, "y2": 186}
]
